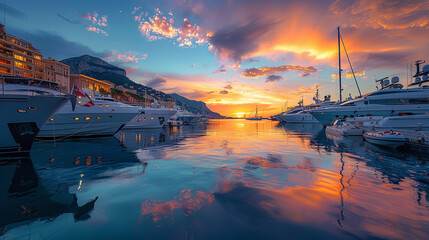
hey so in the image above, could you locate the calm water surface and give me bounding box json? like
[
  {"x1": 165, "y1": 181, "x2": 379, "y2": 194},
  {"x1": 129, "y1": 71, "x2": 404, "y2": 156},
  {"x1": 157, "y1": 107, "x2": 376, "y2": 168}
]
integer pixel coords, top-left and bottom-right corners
[{"x1": 1, "y1": 119, "x2": 429, "y2": 239}]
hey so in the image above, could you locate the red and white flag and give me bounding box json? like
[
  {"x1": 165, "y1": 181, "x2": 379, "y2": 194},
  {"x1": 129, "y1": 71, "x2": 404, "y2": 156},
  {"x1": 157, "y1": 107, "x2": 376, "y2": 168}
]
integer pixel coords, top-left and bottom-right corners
[{"x1": 72, "y1": 89, "x2": 95, "y2": 107}]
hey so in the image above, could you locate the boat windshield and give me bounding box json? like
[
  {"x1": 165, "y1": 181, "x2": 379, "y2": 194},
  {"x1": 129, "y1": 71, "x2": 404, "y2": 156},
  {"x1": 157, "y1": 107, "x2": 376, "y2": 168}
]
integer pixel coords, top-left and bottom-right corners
[{"x1": 340, "y1": 99, "x2": 361, "y2": 106}]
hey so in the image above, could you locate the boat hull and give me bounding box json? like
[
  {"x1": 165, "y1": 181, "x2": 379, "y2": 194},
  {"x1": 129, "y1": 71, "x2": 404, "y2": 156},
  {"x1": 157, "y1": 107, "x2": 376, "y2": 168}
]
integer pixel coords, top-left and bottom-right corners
[
  {"x1": 280, "y1": 113, "x2": 318, "y2": 123},
  {"x1": 124, "y1": 109, "x2": 177, "y2": 129},
  {"x1": 0, "y1": 94, "x2": 68, "y2": 156},
  {"x1": 311, "y1": 107, "x2": 429, "y2": 125},
  {"x1": 364, "y1": 132, "x2": 406, "y2": 148},
  {"x1": 38, "y1": 112, "x2": 137, "y2": 138}
]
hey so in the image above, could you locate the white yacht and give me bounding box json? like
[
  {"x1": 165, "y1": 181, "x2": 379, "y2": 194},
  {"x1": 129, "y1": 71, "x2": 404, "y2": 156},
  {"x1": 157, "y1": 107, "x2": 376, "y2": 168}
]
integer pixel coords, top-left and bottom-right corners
[
  {"x1": 173, "y1": 107, "x2": 202, "y2": 125},
  {"x1": 39, "y1": 92, "x2": 140, "y2": 138},
  {"x1": 280, "y1": 90, "x2": 336, "y2": 123},
  {"x1": 2, "y1": 76, "x2": 140, "y2": 139},
  {"x1": 124, "y1": 101, "x2": 177, "y2": 129},
  {"x1": 310, "y1": 64, "x2": 429, "y2": 126},
  {"x1": 0, "y1": 89, "x2": 69, "y2": 156},
  {"x1": 370, "y1": 114, "x2": 429, "y2": 131}
]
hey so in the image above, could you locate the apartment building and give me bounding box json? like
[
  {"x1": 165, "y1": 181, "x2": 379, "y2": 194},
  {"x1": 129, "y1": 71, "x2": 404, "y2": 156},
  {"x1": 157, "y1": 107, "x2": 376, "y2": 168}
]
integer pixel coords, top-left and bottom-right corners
[
  {"x1": 0, "y1": 24, "x2": 45, "y2": 79},
  {"x1": 70, "y1": 74, "x2": 112, "y2": 94},
  {"x1": 44, "y1": 57, "x2": 70, "y2": 92}
]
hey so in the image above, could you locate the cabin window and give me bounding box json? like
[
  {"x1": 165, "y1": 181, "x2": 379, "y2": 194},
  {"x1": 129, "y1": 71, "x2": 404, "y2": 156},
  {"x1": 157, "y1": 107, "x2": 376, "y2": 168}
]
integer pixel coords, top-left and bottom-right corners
[
  {"x1": 137, "y1": 119, "x2": 142, "y2": 122},
  {"x1": 408, "y1": 98, "x2": 429, "y2": 104},
  {"x1": 28, "y1": 106, "x2": 38, "y2": 110},
  {"x1": 368, "y1": 99, "x2": 402, "y2": 105},
  {"x1": 144, "y1": 117, "x2": 147, "y2": 120},
  {"x1": 150, "y1": 117, "x2": 154, "y2": 120},
  {"x1": 96, "y1": 117, "x2": 101, "y2": 120},
  {"x1": 74, "y1": 117, "x2": 79, "y2": 120},
  {"x1": 17, "y1": 109, "x2": 27, "y2": 113},
  {"x1": 85, "y1": 117, "x2": 90, "y2": 120}
]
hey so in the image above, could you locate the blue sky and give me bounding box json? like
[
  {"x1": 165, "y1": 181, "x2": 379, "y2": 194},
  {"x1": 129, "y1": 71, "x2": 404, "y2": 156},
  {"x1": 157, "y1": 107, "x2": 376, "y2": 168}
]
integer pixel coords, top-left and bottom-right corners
[{"x1": 4, "y1": 0, "x2": 429, "y2": 116}]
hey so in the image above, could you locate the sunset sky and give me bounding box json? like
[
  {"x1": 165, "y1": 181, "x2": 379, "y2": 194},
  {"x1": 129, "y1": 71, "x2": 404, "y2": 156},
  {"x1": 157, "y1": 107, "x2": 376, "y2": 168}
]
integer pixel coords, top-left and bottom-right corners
[{"x1": 5, "y1": 0, "x2": 429, "y2": 117}]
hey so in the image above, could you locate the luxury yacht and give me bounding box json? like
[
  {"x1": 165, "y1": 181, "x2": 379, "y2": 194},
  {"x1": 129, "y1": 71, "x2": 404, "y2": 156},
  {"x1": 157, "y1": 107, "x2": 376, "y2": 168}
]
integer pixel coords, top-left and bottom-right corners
[
  {"x1": 124, "y1": 100, "x2": 177, "y2": 129},
  {"x1": 173, "y1": 107, "x2": 203, "y2": 125},
  {"x1": 0, "y1": 92, "x2": 68, "y2": 156},
  {"x1": 2, "y1": 76, "x2": 140, "y2": 139},
  {"x1": 280, "y1": 90, "x2": 336, "y2": 123},
  {"x1": 39, "y1": 92, "x2": 141, "y2": 138},
  {"x1": 310, "y1": 62, "x2": 429, "y2": 125}
]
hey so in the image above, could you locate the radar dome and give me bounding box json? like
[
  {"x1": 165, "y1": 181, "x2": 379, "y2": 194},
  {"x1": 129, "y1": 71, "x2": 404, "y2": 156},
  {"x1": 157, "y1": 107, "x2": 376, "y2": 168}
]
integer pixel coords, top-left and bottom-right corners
[
  {"x1": 383, "y1": 79, "x2": 390, "y2": 86},
  {"x1": 416, "y1": 77, "x2": 422, "y2": 82},
  {"x1": 423, "y1": 75, "x2": 429, "y2": 81},
  {"x1": 391, "y1": 76, "x2": 399, "y2": 83},
  {"x1": 422, "y1": 65, "x2": 429, "y2": 73}
]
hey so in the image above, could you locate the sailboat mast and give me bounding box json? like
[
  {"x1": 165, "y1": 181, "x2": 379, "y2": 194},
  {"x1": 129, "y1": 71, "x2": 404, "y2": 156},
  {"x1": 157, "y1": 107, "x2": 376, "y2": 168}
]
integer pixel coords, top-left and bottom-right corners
[
  {"x1": 337, "y1": 27, "x2": 342, "y2": 103},
  {"x1": 256, "y1": 104, "x2": 258, "y2": 117}
]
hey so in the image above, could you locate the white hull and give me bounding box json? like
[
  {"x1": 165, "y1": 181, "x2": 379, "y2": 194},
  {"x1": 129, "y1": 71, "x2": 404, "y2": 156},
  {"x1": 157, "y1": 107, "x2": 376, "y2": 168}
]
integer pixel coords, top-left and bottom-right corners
[
  {"x1": 0, "y1": 94, "x2": 68, "y2": 155},
  {"x1": 39, "y1": 99, "x2": 139, "y2": 138},
  {"x1": 280, "y1": 113, "x2": 318, "y2": 123},
  {"x1": 39, "y1": 112, "x2": 137, "y2": 138},
  {"x1": 124, "y1": 108, "x2": 177, "y2": 129},
  {"x1": 364, "y1": 132, "x2": 406, "y2": 148},
  {"x1": 374, "y1": 114, "x2": 429, "y2": 131}
]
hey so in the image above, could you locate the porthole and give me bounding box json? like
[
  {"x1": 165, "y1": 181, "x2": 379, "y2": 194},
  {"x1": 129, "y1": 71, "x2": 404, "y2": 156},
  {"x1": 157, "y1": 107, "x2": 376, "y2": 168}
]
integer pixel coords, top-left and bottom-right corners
[
  {"x1": 28, "y1": 106, "x2": 38, "y2": 110},
  {"x1": 144, "y1": 117, "x2": 147, "y2": 120},
  {"x1": 49, "y1": 118, "x2": 54, "y2": 121},
  {"x1": 17, "y1": 109, "x2": 27, "y2": 113},
  {"x1": 150, "y1": 117, "x2": 154, "y2": 120},
  {"x1": 137, "y1": 119, "x2": 142, "y2": 122},
  {"x1": 96, "y1": 117, "x2": 101, "y2": 120},
  {"x1": 74, "y1": 117, "x2": 79, "y2": 120},
  {"x1": 85, "y1": 117, "x2": 90, "y2": 120}
]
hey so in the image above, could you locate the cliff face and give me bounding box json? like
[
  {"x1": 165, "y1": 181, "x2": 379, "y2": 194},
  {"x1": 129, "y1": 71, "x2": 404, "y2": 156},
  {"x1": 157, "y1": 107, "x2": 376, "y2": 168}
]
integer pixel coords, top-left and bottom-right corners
[
  {"x1": 61, "y1": 55, "x2": 224, "y2": 118},
  {"x1": 61, "y1": 55, "x2": 126, "y2": 76}
]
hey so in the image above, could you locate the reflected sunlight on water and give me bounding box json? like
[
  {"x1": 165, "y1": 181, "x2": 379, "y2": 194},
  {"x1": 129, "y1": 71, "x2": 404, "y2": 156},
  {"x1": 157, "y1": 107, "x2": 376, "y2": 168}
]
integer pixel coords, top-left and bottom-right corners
[{"x1": 1, "y1": 119, "x2": 428, "y2": 239}]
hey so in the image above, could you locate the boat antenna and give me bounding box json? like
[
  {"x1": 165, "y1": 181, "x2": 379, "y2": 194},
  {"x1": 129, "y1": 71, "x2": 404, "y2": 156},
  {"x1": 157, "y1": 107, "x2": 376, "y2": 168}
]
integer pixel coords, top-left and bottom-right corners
[
  {"x1": 340, "y1": 34, "x2": 362, "y2": 97},
  {"x1": 337, "y1": 27, "x2": 342, "y2": 103}
]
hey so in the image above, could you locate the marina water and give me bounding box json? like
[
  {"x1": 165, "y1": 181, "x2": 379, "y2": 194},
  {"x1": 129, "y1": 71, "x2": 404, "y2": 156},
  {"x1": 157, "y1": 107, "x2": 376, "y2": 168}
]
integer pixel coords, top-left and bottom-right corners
[{"x1": 2, "y1": 119, "x2": 429, "y2": 239}]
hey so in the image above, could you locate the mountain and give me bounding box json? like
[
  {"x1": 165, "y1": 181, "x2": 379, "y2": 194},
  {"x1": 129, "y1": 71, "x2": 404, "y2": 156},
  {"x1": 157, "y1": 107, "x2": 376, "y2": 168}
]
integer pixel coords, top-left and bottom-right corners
[
  {"x1": 61, "y1": 55, "x2": 224, "y2": 118},
  {"x1": 168, "y1": 93, "x2": 223, "y2": 119},
  {"x1": 61, "y1": 55, "x2": 126, "y2": 76}
]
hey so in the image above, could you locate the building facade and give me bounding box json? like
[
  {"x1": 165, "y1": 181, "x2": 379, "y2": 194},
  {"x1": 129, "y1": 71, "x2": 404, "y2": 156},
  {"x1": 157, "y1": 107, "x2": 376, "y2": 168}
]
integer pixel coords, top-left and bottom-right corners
[
  {"x1": 0, "y1": 24, "x2": 45, "y2": 79},
  {"x1": 43, "y1": 58, "x2": 70, "y2": 92},
  {"x1": 70, "y1": 74, "x2": 111, "y2": 94}
]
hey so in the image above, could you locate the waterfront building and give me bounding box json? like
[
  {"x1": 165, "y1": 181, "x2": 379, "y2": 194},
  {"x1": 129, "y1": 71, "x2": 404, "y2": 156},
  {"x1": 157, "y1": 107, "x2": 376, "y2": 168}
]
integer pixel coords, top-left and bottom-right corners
[
  {"x1": 70, "y1": 74, "x2": 112, "y2": 94},
  {"x1": 43, "y1": 57, "x2": 71, "y2": 93},
  {"x1": 0, "y1": 24, "x2": 45, "y2": 79}
]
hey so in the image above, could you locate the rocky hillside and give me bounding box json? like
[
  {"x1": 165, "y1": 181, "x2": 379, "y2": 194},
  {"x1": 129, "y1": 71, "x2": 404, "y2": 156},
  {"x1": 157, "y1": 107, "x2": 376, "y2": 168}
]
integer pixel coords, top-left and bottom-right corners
[
  {"x1": 61, "y1": 55, "x2": 224, "y2": 118},
  {"x1": 61, "y1": 55, "x2": 126, "y2": 76},
  {"x1": 168, "y1": 93, "x2": 223, "y2": 119}
]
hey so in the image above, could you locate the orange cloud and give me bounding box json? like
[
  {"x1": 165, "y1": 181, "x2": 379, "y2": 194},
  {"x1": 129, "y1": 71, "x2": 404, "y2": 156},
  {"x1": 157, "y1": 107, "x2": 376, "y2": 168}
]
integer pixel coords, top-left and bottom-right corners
[
  {"x1": 331, "y1": 70, "x2": 366, "y2": 79},
  {"x1": 134, "y1": 9, "x2": 208, "y2": 47},
  {"x1": 83, "y1": 12, "x2": 108, "y2": 36},
  {"x1": 241, "y1": 65, "x2": 317, "y2": 78}
]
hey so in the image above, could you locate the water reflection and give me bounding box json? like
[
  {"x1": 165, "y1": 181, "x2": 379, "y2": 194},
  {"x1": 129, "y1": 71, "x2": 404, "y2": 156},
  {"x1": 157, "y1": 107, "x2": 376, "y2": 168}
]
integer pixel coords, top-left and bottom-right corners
[
  {"x1": 1, "y1": 120, "x2": 428, "y2": 239},
  {"x1": 0, "y1": 159, "x2": 98, "y2": 236}
]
